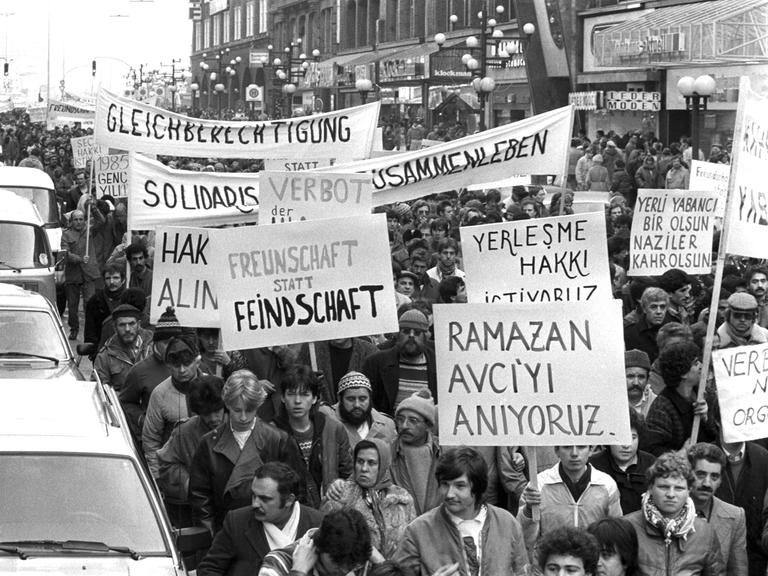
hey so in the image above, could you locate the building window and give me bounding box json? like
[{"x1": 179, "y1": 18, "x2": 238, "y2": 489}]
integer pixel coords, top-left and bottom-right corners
[
  {"x1": 194, "y1": 20, "x2": 202, "y2": 51},
  {"x1": 213, "y1": 13, "x2": 222, "y2": 47},
  {"x1": 246, "y1": 2, "x2": 255, "y2": 35},
  {"x1": 233, "y1": 5, "x2": 242, "y2": 40},
  {"x1": 203, "y1": 17, "x2": 210, "y2": 48},
  {"x1": 258, "y1": 0, "x2": 267, "y2": 33},
  {"x1": 223, "y1": 9, "x2": 230, "y2": 43}
]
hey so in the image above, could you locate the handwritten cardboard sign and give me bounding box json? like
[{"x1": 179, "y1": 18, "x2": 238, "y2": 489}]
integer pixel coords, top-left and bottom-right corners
[
  {"x1": 151, "y1": 226, "x2": 218, "y2": 327},
  {"x1": 713, "y1": 343, "x2": 768, "y2": 443},
  {"x1": 260, "y1": 170, "x2": 372, "y2": 224},
  {"x1": 461, "y1": 212, "x2": 612, "y2": 304},
  {"x1": 629, "y1": 188, "x2": 718, "y2": 276},
  {"x1": 434, "y1": 300, "x2": 631, "y2": 446},
  {"x1": 208, "y1": 213, "x2": 398, "y2": 349}
]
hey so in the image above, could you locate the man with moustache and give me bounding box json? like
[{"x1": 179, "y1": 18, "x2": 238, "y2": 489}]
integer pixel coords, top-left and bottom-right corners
[
  {"x1": 715, "y1": 293, "x2": 768, "y2": 348},
  {"x1": 745, "y1": 266, "x2": 768, "y2": 328},
  {"x1": 331, "y1": 372, "x2": 396, "y2": 447},
  {"x1": 623, "y1": 287, "x2": 670, "y2": 362},
  {"x1": 687, "y1": 443, "x2": 747, "y2": 576},
  {"x1": 198, "y1": 463, "x2": 322, "y2": 576},
  {"x1": 363, "y1": 310, "x2": 437, "y2": 416},
  {"x1": 84, "y1": 263, "x2": 126, "y2": 350},
  {"x1": 624, "y1": 350, "x2": 656, "y2": 417},
  {"x1": 93, "y1": 304, "x2": 152, "y2": 391}
]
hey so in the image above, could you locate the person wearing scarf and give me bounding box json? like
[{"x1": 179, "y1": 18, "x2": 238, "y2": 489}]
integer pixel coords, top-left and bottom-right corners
[
  {"x1": 715, "y1": 293, "x2": 768, "y2": 349},
  {"x1": 426, "y1": 238, "x2": 465, "y2": 284},
  {"x1": 625, "y1": 452, "x2": 725, "y2": 575},
  {"x1": 321, "y1": 438, "x2": 416, "y2": 560}
]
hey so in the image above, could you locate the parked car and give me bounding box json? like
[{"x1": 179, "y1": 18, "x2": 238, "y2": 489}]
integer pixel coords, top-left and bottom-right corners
[
  {"x1": 0, "y1": 283, "x2": 83, "y2": 380},
  {"x1": 0, "y1": 378, "x2": 210, "y2": 573},
  {"x1": 0, "y1": 188, "x2": 58, "y2": 304}
]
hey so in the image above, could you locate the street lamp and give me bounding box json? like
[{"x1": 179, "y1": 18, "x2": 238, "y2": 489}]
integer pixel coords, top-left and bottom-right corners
[
  {"x1": 677, "y1": 74, "x2": 717, "y2": 161},
  {"x1": 199, "y1": 48, "x2": 230, "y2": 118},
  {"x1": 190, "y1": 82, "x2": 199, "y2": 113},
  {"x1": 435, "y1": 4, "x2": 535, "y2": 131},
  {"x1": 355, "y1": 78, "x2": 373, "y2": 104},
  {"x1": 269, "y1": 39, "x2": 319, "y2": 117}
]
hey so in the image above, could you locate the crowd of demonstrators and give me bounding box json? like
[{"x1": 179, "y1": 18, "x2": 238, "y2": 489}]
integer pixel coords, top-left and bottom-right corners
[{"x1": 6, "y1": 105, "x2": 767, "y2": 575}]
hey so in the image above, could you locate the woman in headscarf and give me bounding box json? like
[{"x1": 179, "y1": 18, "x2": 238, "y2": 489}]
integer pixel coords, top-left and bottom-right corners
[{"x1": 321, "y1": 438, "x2": 416, "y2": 560}]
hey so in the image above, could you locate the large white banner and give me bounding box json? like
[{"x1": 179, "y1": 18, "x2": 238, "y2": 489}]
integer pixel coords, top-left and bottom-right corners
[
  {"x1": 434, "y1": 301, "x2": 631, "y2": 446},
  {"x1": 260, "y1": 170, "x2": 372, "y2": 224},
  {"x1": 713, "y1": 343, "x2": 768, "y2": 443},
  {"x1": 316, "y1": 105, "x2": 574, "y2": 205},
  {"x1": 95, "y1": 88, "x2": 380, "y2": 159},
  {"x1": 263, "y1": 158, "x2": 336, "y2": 171},
  {"x1": 461, "y1": 212, "x2": 612, "y2": 304},
  {"x1": 689, "y1": 160, "x2": 729, "y2": 217},
  {"x1": 95, "y1": 153, "x2": 128, "y2": 198},
  {"x1": 725, "y1": 78, "x2": 768, "y2": 258},
  {"x1": 127, "y1": 152, "x2": 259, "y2": 229},
  {"x1": 208, "y1": 214, "x2": 398, "y2": 349},
  {"x1": 629, "y1": 188, "x2": 718, "y2": 276},
  {"x1": 70, "y1": 135, "x2": 104, "y2": 169},
  {"x1": 47, "y1": 99, "x2": 95, "y2": 127},
  {"x1": 151, "y1": 226, "x2": 218, "y2": 327}
]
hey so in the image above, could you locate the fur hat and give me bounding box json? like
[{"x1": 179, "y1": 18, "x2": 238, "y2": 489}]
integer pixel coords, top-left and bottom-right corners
[
  {"x1": 625, "y1": 349, "x2": 651, "y2": 372},
  {"x1": 395, "y1": 389, "x2": 436, "y2": 426}
]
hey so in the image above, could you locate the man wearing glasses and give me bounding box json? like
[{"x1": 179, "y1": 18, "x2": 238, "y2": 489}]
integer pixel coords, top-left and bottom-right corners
[
  {"x1": 364, "y1": 309, "x2": 437, "y2": 417},
  {"x1": 714, "y1": 292, "x2": 768, "y2": 349}
]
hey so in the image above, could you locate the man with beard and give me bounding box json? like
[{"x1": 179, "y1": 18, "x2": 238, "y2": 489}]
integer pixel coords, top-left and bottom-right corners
[
  {"x1": 745, "y1": 266, "x2": 768, "y2": 329},
  {"x1": 93, "y1": 304, "x2": 153, "y2": 391},
  {"x1": 125, "y1": 242, "x2": 153, "y2": 302},
  {"x1": 363, "y1": 309, "x2": 437, "y2": 416},
  {"x1": 624, "y1": 287, "x2": 670, "y2": 362},
  {"x1": 714, "y1": 293, "x2": 768, "y2": 349},
  {"x1": 197, "y1": 463, "x2": 323, "y2": 576},
  {"x1": 687, "y1": 443, "x2": 747, "y2": 576},
  {"x1": 84, "y1": 263, "x2": 125, "y2": 352},
  {"x1": 332, "y1": 371, "x2": 396, "y2": 447},
  {"x1": 659, "y1": 268, "x2": 695, "y2": 326}
]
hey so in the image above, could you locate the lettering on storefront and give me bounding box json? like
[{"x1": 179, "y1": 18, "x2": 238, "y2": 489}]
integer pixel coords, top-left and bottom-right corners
[
  {"x1": 612, "y1": 32, "x2": 686, "y2": 60},
  {"x1": 430, "y1": 48, "x2": 473, "y2": 81},
  {"x1": 568, "y1": 92, "x2": 602, "y2": 111},
  {"x1": 379, "y1": 58, "x2": 425, "y2": 82},
  {"x1": 605, "y1": 91, "x2": 661, "y2": 112}
]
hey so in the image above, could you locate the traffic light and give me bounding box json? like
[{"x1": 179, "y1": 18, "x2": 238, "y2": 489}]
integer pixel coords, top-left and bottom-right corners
[
  {"x1": 3, "y1": 62, "x2": 8, "y2": 77},
  {"x1": 92, "y1": 60, "x2": 97, "y2": 77}
]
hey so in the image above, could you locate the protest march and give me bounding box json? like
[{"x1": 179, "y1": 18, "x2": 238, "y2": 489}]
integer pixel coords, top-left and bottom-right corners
[{"x1": 4, "y1": 64, "x2": 768, "y2": 576}]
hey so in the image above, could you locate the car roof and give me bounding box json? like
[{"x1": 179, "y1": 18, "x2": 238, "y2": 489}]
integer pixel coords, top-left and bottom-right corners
[
  {"x1": 0, "y1": 283, "x2": 53, "y2": 310},
  {"x1": 0, "y1": 189, "x2": 45, "y2": 225},
  {"x1": 0, "y1": 379, "x2": 134, "y2": 455},
  {"x1": 0, "y1": 166, "x2": 55, "y2": 190}
]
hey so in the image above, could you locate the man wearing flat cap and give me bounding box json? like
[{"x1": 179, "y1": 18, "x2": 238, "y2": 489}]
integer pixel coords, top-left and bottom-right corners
[
  {"x1": 93, "y1": 303, "x2": 153, "y2": 391},
  {"x1": 625, "y1": 349, "x2": 656, "y2": 417},
  {"x1": 363, "y1": 309, "x2": 437, "y2": 417},
  {"x1": 715, "y1": 292, "x2": 768, "y2": 349}
]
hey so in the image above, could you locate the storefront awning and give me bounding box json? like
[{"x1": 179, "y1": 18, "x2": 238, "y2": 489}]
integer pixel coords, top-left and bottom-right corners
[{"x1": 593, "y1": 0, "x2": 768, "y2": 67}]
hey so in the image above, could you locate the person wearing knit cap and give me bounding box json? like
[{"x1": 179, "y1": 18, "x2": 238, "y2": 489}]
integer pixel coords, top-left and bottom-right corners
[
  {"x1": 331, "y1": 371, "x2": 396, "y2": 448},
  {"x1": 389, "y1": 390, "x2": 442, "y2": 515},
  {"x1": 625, "y1": 349, "x2": 656, "y2": 417},
  {"x1": 363, "y1": 309, "x2": 437, "y2": 417},
  {"x1": 118, "y1": 306, "x2": 183, "y2": 446},
  {"x1": 715, "y1": 292, "x2": 768, "y2": 349},
  {"x1": 143, "y1": 331, "x2": 204, "y2": 478},
  {"x1": 92, "y1": 303, "x2": 153, "y2": 393}
]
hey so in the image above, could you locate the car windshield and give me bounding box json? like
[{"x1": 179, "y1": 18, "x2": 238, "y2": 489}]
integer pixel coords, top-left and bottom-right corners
[
  {"x1": 2, "y1": 187, "x2": 58, "y2": 226},
  {"x1": 0, "y1": 310, "x2": 69, "y2": 360},
  {"x1": 0, "y1": 223, "x2": 49, "y2": 269},
  {"x1": 0, "y1": 454, "x2": 168, "y2": 554}
]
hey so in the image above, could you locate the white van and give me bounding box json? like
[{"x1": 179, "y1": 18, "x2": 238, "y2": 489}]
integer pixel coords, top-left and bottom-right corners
[
  {"x1": 0, "y1": 167, "x2": 62, "y2": 254},
  {"x1": 0, "y1": 379, "x2": 210, "y2": 573},
  {"x1": 0, "y1": 189, "x2": 56, "y2": 303}
]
